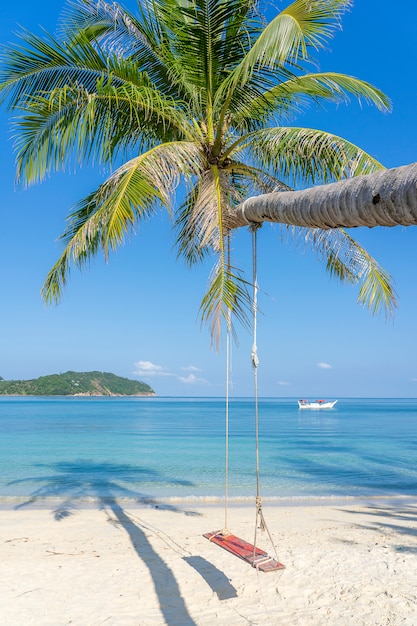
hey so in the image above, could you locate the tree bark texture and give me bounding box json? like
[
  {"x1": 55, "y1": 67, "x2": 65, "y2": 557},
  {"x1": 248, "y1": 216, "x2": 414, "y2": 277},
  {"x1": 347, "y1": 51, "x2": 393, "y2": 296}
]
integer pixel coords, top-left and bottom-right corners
[{"x1": 230, "y1": 162, "x2": 417, "y2": 230}]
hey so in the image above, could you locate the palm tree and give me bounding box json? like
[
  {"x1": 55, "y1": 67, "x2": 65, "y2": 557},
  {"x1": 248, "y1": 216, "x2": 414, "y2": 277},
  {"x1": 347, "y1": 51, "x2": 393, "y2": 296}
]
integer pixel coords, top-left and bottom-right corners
[{"x1": 0, "y1": 0, "x2": 397, "y2": 343}]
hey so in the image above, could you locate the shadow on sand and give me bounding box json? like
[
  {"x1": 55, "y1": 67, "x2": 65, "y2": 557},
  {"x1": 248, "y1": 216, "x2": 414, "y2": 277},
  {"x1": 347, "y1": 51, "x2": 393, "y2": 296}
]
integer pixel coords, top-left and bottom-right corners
[
  {"x1": 9, "y1": 459, "x2": 237, "y2": 624},
  {"x1": 337, "y1": 501, "x2": 417, "y2": 554},
  {"x1": 183, "y1": 556, "x2": 237, "y2": 600}
]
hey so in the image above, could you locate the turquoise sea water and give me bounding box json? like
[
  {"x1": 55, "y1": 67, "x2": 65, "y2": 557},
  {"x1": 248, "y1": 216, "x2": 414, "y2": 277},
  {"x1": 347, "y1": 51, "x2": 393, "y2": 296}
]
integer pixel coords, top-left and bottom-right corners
[{"x1": 1, "y1": 397, "x2": 417, "y2": 505}]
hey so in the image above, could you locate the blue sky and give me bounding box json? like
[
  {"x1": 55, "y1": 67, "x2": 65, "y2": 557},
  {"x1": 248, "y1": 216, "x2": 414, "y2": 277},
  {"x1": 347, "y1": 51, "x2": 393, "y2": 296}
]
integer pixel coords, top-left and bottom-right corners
[{"x1": 0, "y1": 1, "x2": 416, "y2": 397}]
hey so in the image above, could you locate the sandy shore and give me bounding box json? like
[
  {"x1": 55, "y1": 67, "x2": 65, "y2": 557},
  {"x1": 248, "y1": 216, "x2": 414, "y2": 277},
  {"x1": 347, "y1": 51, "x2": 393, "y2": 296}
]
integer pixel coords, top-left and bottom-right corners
[{"x1": 1, "y1": 498, "x2": 417, "y2": 625}]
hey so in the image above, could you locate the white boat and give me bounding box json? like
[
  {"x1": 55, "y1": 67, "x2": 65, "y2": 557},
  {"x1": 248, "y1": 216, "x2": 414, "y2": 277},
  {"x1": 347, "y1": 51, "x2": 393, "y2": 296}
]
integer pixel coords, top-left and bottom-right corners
[{"x1": 298, "y1": 399, "x2": 338, "y2": 409}]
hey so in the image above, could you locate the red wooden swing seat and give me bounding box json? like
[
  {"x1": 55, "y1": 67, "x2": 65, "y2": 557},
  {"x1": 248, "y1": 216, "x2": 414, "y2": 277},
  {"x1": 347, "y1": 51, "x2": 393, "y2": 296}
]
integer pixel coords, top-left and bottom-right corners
[{"x1": 204, "y1": 530, "x2": 285, "y2": 573}]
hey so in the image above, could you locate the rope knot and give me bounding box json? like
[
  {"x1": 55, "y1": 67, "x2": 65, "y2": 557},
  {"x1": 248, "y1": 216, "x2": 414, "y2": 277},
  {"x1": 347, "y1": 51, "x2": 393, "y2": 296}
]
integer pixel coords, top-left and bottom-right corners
[
  {"x1": 251, "y1": 345, "x2": 259, "y2": 368},
  {"x1": 249, "y1": 221, "x2": 262, "y2": 233},
  {"x1": 255, "y1": 496, "x2": 266, "y2": 530}
]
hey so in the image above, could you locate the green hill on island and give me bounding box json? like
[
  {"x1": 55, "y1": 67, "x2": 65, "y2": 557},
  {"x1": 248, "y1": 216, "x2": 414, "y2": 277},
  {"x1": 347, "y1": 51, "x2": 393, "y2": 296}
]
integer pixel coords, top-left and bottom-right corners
[{"x1": 0, "y1": 371, "x2": 155, "y2": 396}]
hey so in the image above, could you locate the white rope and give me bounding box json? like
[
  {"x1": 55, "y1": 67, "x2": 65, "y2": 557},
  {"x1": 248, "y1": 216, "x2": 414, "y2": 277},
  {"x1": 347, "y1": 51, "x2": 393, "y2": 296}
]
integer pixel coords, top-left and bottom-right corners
[
  {"x1": 224, "y1": 306, "x2": 231, "y2": 534},
  {"x1": 223, "y1": 235, "x2": 232, "y2": 535},
  {"x1": 250, "y1": 223, "x2": 262, "y2": 527},
  {"x1": 220, "y1": 224, "x2": 283, "y2": 572},
  {"x1": 249, "y1": 223, "x2": 282, "y2": 569}
]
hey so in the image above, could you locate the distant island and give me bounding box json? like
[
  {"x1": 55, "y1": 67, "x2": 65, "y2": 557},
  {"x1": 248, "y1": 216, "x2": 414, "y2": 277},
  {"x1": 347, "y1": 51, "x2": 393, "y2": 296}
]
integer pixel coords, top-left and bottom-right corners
[{"x1": 0, "y1": 371, "x2": 155, "y2": 397}]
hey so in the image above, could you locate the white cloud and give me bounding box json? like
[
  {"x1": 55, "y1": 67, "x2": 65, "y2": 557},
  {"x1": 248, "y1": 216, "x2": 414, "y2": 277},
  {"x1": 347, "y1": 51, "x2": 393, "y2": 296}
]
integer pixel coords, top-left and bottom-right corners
[
  {"x1": 133, "y1": 360, "x2": 173, "y2": 377},
  {"x1": 134, "y1": 361, "x2": 208, "y2": 384},
  {"x1": 317, "y1": 362, "x2": 332, "y2": 369},
  {"x1": 178, "y1": 373, "x2": 207, "y2": 385},
  {"x1": 277, "y1": 380, "x2": 290, "y2": 386}
]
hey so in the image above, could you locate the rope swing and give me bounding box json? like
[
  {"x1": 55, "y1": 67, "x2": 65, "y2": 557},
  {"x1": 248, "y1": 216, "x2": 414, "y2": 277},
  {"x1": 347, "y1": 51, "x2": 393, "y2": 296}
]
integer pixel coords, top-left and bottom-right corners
[{"x1": 204, "y1": 223, "x2": 285, "y2": 573}]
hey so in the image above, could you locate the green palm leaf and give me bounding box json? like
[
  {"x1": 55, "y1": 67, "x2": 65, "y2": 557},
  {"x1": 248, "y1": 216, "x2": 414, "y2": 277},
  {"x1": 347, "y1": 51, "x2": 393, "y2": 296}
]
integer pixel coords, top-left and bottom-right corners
[
  {"x1": 297, "y1": 227, "x2": 397, "y2": 317},
  {"x1": 233, "y1": 72, "x2": 391, "y2": 126},
  {"x1": 42, "y1": 141, "x2": 202, "y2": 302},
  {"x1": 246, "y1": 126, "x2": 385, "y2": 186},
  {"x1": 13, "y1": 80, "x2": 192, "y2": 184},
  {"x1": 221, "y1": 0, "x2": 351, "y2": 92},
  {"x1": 200, "y1": 261, "x2": 252, "y2": 348},
  {"x1": 0, "y1": 29, "x2": 108, "y2": 107}
]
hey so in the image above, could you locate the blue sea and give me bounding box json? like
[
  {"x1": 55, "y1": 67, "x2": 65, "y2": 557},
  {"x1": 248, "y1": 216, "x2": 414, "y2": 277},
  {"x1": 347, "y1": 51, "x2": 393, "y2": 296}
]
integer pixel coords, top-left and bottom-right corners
[{"x1": 1, "y1": 396, "x2": 417, "y2": 506}]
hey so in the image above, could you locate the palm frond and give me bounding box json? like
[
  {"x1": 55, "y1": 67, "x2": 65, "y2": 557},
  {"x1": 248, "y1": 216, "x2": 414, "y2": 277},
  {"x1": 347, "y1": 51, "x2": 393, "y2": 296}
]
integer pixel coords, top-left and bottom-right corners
[
  {"x1": 224, "y1": 0, "x2": 351, "y2": 87},
  {"x1": 0, "y1": 29, "x2": 109, "y2": 107},
  {"x1": 152, "y1": 0, "x2": 259, "y2": 83},
  {"x1": 15, "y1": 81, "x2": 192, "y2": 183},
  {"x1": 13, "y1": 79, "x2": 195, "y2": 185},
  {"x1": 279, "y1": 0, "x2": 352, "y2": 55},
  {"x1": 42, "y1": 141, "x2": 203, "y2": 302},
  {"x1": 294, "y1": 227, "x2": 397, "y2": 317},
  {"x1": 60, "y1": 0, "x2": 147, "y2": 48},
  {"x1": 174, "y1": 166, "x2": 243, "y2": 265},
  {"x1": 200, "y1": 260, "x2": 252, "y2": 348},
  {"x1": 173, "y1": 158, "x2": 281, "y2": 268},
  {"x1": 233, "y1": 72, "x2": 391, "y2": 126},
  {"x1": 340, "y1": 230, "x2": 397, "y2": 317},
  {"x1": 41, "y1": 249, "x2": 73, "y2": 306},
  {"x1": 213, "y1": 0, "x2": 353, "y2": 135},
  {"x1": 247, "y1": 126, "x2": 385, "y2": 186},
  {"x1": 174, "y1": 186, "x2": 212, "y2": 265},
  {"x1": 60, "y1": 0, "x2": 182, "y2": 98},
  {"x1": 193, "y1": 162, "x2": 254, "y2": 346}
]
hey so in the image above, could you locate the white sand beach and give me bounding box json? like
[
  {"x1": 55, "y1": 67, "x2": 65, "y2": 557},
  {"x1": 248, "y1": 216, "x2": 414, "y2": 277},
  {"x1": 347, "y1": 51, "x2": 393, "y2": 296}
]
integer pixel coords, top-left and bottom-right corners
[{"x1": 1, "y1": 499, "x2": 417, "y2": 625}]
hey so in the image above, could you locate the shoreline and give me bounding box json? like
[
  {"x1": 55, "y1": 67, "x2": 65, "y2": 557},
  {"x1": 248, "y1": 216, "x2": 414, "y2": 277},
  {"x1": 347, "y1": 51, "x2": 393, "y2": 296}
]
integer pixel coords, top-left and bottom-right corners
[
  {"x1": 1, "y1": 499, "x2": 417, "y2": 624},
  {"x1": 1, "y1": 492, "x2": 416, "y2": 510}
]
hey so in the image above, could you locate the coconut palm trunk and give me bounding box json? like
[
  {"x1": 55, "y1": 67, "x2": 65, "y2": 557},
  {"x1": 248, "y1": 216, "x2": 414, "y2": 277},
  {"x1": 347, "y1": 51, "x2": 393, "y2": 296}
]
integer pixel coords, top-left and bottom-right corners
[{"x1": 230, "y1": 162, "x2": 417, "y2": 230}]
